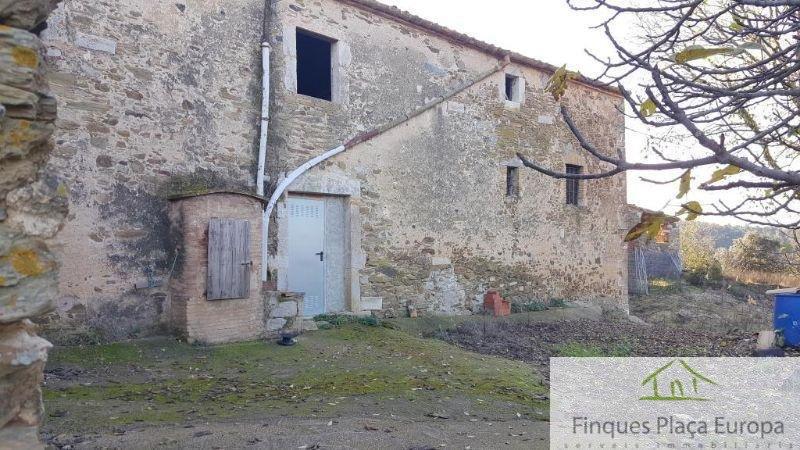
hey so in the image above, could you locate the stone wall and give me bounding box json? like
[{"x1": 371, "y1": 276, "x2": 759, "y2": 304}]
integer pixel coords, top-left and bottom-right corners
[
  {"x1": 38, "y1": 0, "x2": 264, "y2": 341},
  {"x1": 267, "y1": 0, "x2": 629, "y2": 315},
  {"x1": 0, "y1": 0, "x2": 65, "y2": 447},
  {"x1": 39, "y1": 0, "x2": 630, "y2": 339}
]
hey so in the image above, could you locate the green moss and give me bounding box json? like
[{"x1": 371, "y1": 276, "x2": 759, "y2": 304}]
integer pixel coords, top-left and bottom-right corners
[
  {"x1": 44, "y1": 325, "x2": 547, "y2": 434},
  {"x1": 50, "y1": 341, "x2": 145, "y2": 366}
]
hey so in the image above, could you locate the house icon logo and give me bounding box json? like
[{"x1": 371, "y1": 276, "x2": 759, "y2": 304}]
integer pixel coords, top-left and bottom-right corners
[{"x1": 640, "y1": 359, "x2": 718, "y2": 401}]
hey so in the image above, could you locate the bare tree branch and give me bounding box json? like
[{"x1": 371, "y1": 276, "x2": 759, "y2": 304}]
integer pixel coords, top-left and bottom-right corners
[{"x1": 542, "y1": 0, "x2": 800, "y2": 228}]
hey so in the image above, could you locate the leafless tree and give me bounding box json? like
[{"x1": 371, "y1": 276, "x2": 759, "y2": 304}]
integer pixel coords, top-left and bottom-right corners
[{"x1": 520, "y1": 0, "x2": 800, "y2": 234}]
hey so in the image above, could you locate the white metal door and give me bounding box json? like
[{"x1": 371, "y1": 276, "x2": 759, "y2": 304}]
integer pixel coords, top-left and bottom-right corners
[{"x1": 287, "y1": 197, "x2": 326, "y2": 316}]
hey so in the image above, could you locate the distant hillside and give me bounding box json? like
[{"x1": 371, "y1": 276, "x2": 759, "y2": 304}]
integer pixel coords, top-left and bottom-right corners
[{"x1": 679, "y1": 222, "x2": 792, "y2": 249}]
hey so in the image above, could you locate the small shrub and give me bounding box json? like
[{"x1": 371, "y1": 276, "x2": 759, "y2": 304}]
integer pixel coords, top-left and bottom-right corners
[
  {"x1": 510, "y1": 301, "x2": 548, "y2": 313},
  {"x1": 356, "y1": 316, "x2": 380, "y2": 327},
  {"x1": 549, "y1": 298, "x2": 567, "y2": 308},
  {"x1": 312, "y1": 314, "x2": 380, "y2": 328}
]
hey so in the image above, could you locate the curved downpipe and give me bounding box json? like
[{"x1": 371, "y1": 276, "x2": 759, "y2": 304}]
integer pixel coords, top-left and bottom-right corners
[{"x1": 261, "y1": 56, "x2": 511, "y2": 281}]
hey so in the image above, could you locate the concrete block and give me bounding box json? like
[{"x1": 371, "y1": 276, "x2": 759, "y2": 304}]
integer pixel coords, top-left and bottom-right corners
[
  {"x1": 266, "y1": 318, "x2": 287, "y2": 332},
  {"x1": 271, "y1": 300, "x2": 297, "y2": 318},
  {"x1": 359, "y1": 297, "x2": 383, "y2": 311},
  {"x1": 302, "y1": 319, "x2": 318, "y2": 331},
  {"x1": 757, "y1": 330, "x2": 777, "y2": 350}
]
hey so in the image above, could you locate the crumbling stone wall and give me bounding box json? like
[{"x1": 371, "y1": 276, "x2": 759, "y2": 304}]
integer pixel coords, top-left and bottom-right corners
[
  {"x1": 38, "y1": 0, "x2": 263, "y2": 341},
  {"x1": 267, "y1": 0, "x2": 629, "y2": 315},
  {"x1": 0, "y1": 0, "x2": 66, "y2": 447}
]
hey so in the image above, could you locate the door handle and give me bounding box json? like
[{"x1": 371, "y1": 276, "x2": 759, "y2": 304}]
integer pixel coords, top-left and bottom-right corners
[{"x1": 315, "y1": 251, "x2": 324, "y2": 262}]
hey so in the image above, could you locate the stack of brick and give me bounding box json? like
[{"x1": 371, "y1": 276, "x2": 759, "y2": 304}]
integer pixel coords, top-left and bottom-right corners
[
  {"x1": 483, "y1": 290, "x2": 511, "y2": 317},
  {"x1": 0, "y1": 1, "x2": 65, "y2": 448}
]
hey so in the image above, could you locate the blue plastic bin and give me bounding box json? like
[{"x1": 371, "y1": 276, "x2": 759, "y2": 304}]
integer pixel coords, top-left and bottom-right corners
[{"x1": 774, "y1": 293, "x2": 800, "y2": 347}]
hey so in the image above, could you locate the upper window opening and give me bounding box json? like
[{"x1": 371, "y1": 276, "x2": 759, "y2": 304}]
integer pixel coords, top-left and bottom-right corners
[
  {"x1": 296, "y1": 29, "x2": 333, "y2": 101},
  {"x1": 505, "y1": 74, "x2": 520, "y2": 102},
  {"x1": 565, "y1": 164, "x2": 582, "y2": 205},
  {"x1": 506, "y1": 166, "x2": 519, "y2": 197}
]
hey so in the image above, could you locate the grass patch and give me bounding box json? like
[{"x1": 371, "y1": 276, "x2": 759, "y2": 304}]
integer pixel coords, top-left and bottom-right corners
[
  {"x1": 45, "y1": 324, "x2": 547, "y2": 434},
  {"x1": 50, "y1": 341, "x2": 148, "y2": 366},
  {"x1": 555, "y1": 341, "x2": 633, "y2": 357}
]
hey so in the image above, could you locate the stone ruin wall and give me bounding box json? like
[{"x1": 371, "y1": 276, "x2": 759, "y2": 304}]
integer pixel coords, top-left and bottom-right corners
[
  {"x1": 0, "y1": 0, "x2": 66, "y2": 447},
  {"x1": 37, "y1": 0, "x2": 264, "y2": 342}
]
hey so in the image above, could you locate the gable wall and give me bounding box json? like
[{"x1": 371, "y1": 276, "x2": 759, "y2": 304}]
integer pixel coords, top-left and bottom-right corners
[{"x1": 268, "y1": 0, "x2": 629, "y2": 314}]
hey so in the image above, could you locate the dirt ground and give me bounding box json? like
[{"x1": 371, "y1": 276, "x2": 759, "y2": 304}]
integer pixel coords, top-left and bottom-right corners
[
  {"x1": 435, "y1": 281, "x2": 795, "y2": 380},
  {"x1": 42, "y1": 323, "x2": 549, "y2": 449},
  {"x1": 40, "y1": 281, "x2": 794, "y2": 449},
  {"x1": 439, "y1": 316, "x2": 756, "y2": 380},
  {"x1": 630, "y1": 280, "x2": 774, "y2": 333}
]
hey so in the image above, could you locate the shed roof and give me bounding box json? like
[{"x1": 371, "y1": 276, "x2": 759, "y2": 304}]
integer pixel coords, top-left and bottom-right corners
[{"x1": 338, "y1": 0, "x2": 621, "y2": 96}]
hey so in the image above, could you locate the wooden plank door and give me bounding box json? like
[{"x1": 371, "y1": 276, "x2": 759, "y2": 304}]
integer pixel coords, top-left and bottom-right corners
[{"x1": 207, "y1": 218, "x2": 251, "y2": 300}]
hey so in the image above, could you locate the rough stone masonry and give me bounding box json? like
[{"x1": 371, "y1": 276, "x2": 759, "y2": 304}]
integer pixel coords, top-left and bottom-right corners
[
  {"x1": 0, "y1": 0, "x2": 66, "y2": 448},
  {"x1": 38, "y1": 0, "x2": 629, "y2": 340}
]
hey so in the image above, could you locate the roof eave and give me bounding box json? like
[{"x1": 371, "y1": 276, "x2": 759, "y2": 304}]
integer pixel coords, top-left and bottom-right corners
[{"x1": 337, "y1": 0, "x2": 622, "y2": 97}]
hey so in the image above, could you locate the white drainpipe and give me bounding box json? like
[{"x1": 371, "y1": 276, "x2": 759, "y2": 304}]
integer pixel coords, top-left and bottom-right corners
[{"x1": 257, "y1": 41, "x2": 271, "y2": 281}]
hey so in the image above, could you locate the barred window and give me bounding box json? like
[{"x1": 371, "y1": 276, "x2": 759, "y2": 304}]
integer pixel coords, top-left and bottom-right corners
[{"x1": 565, "y1": 164, "x2": 582, "y2": 205}]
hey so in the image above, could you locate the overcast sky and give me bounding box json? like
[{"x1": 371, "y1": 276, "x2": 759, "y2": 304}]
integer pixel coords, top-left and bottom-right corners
[{"x1": 379, "y1": 0, "x2": 739, "y2": 223}]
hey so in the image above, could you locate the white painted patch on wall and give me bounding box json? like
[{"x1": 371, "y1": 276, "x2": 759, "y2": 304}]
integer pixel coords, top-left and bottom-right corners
[
  {"x1": 537, "y1": 115, "x2": 555, "y2": 125},
  {"x1": 443, "y1": 101, "x2": 465, "y2": 116},
  {"x1": 424, "y1": 267, "x2": 469, "y2": 315},
  {"x1": 359, "y1": 297, "x2": 383, "y2": 311},
  {"x1": 430, "y1": 256, "x2": 451, "y2": 266},
  {"x1": 75, "y1": 33, "x2": 117, "y2": 54}
]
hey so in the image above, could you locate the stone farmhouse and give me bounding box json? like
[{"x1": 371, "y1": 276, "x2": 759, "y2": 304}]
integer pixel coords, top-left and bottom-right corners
[{"x1": 36, "y1": 0, "x2": 629, "y2": 343}]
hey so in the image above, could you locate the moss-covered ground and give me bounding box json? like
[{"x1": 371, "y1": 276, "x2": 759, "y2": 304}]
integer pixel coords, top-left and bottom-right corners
[{"x1": 43, "y1": 323, "x2": 547, "y2": 437}]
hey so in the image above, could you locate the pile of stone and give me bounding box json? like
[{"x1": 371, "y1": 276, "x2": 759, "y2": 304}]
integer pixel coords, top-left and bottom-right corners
[{"x1": 1, "y1": 1, "x2": 65, "y2": 448}]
